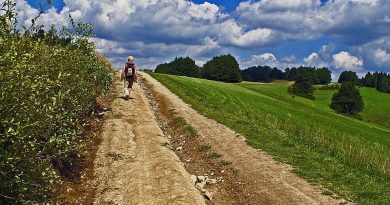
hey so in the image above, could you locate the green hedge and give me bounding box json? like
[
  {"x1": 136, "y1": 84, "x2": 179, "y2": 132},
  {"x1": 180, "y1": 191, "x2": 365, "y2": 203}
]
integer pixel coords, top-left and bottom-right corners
[{"x1": 0, "y1": 2, "x2": 113, "y2": 203}]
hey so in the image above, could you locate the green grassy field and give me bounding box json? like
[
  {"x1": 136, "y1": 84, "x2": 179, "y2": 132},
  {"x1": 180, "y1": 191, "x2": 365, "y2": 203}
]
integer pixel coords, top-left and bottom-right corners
[{"x1": 149, "y1": 73, "x2": 390, "y2": 204}]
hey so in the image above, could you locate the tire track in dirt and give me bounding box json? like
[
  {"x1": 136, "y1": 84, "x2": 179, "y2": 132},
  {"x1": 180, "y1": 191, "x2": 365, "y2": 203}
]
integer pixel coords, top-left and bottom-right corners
[
  {"x1": 92, "y1": 74, "x2": 206, "y2": 205},
  {"x1": 139, "y1": 72, "x2": 351, "y2": 205}
]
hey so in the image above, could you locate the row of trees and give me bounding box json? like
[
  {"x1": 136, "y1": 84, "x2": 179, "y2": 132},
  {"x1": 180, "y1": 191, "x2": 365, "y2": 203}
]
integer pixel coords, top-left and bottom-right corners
[
  {"x1": 155, "y1": 55, "x2": 242, "y2": 82},
  {"x1": 241, "y1": 66, "x2": 332, "y2": 84},
  {"x1": 241, "y1": 66, "x2": 283, "y2": 82},
  {"x1": 336, "y1": 70, "x2": 390, "y2": 94},
  {"x1": 287, "y1": 69, "x2": 364, "y2": 115},
  {"x1": 155, "y1": 56, "x2": 335, "y2": 85},
  {"x1": 362, "y1": 72, "x2": 390, "y2": 93},
  {"x1": 287, "y1": 67, "x2": 332, "y2": 100}
]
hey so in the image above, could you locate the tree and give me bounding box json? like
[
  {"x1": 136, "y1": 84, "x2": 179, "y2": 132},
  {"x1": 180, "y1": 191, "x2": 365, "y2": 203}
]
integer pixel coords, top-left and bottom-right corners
[
  {"x1": 202, "y1": 54, "x2": 242, "y2": 82},
  {"x1": 377, "y1": 73, "x2": 390, "y2": 93},
  {"x1": 330, "y1": 82, "x2": 364, "y2": 115},
  {"x1": 372, "y1": 72, "x2": 379, "y2": 88},
  {"x1": 270, "y1": 67, "x2": 284, "y2": 80},
  {"x1": 288, "y1": 68, "x2": 315, "y2": 100},
  {"x1": 155, "y1": 63, "x2": 170, "y2": 74},
  {"x1": 155, "y1": 57, "x2": 200, "y2": 77},
  {"x1": 242, "y1": 66, "x2": 271, "y2": 82},
  {"x1": 285, "y1": 67, "x2": 298, "y2": 81},
  {"x1": 338, "y1": 71, "x2": 358, "y2": 84},
  {"x1": 363, "y1": 72, "x2": 374, "y2": 87},
  {"x1": 316, "y1": 67, "x2": 332, "y2": 85}
]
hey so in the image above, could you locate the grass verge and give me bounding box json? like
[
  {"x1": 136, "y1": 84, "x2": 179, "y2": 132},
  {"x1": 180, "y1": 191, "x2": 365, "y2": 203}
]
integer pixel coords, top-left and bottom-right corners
[{"x1": 149, "y1": 73, "x2": 390, "y2": 204}]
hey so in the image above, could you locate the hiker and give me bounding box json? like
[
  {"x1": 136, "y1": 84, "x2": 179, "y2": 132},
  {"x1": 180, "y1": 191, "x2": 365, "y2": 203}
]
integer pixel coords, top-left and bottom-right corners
[{"x1": 121, "y1": 56, "x2": 138, "y2": 100}]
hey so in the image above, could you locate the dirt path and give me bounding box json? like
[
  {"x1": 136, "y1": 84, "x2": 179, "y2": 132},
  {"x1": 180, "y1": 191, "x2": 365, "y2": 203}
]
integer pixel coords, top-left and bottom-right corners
[
  {"x1": 139, "y1": 72, "x2": 349, "y2": 205},
  {"x1": 92, "y1": 74, "x2": 206, "y2": 205}
]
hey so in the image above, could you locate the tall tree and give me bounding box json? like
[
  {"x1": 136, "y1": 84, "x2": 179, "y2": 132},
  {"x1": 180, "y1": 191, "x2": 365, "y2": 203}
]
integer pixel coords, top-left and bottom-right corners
[
  {"x1": 316, "y1": 67, "x2": 332, "y2": 84},
  {"x1": 202, "y1": 54, "x2": 242, "y2": 82},
  {"x1": 286, "y1": 67, "x2": 298, "y2": 81},
  {"x1": 242, "y1": 66, "x2": 275, "y2": 82},
  {"x1": 372, "y1": 72, "x2": 379, "y2": 88},
  {"x1": 377, "y1": 73, "x2": 390, "y2": 93},
  {"x1": 363, "y1": 72, "x2": 374, "y2": 87},
  {"x1": 270, "y1": 67, "x2": 284, "y2": 80},
  {"x1": 155, "y1": 57, "x2": 200, "y2": 77},
  {"x1": 338, "y1": 71, "x2": 358, "y2": 84},
  {"x1": 330, "y1": 82, "x2": 364, "y2": 115},
  {"x1": 288, "y1": 68, "x2": 315, "y2": 100}
]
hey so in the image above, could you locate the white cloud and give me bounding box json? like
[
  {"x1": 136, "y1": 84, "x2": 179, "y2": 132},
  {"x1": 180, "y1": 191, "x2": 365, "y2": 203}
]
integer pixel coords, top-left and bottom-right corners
[
  {"x1": 373, "y1": 49, "x2": 390, "y2": 65},
  {"x1": 333, "y1": 51, "x2": 364, "y2": 70},
  {"x1": 235, "y1": 0, "x2": 390, "y2": 44},
  {"x1": 13, "y1": 0, "x2": 390, "y2": 73},
  {"x1": 240, "y1": 53, "x2": 300, "y2": 69},
  {"x1": 353, "y1": 37, "x2": 390, "y2": 71},
  {"x1": 281, "y1": 55, "x2": 296, "y2": 63},
  {"x1": 303, "y1": 44, "x2": 336, "y2": 68},
  {"x1": 230, "y1": 28, "x2": 274, "y2": 48},
  {"x1": 14, "y1": 0, "x2": 299, "y2": 69},
  {"x1": 304, "y1": 53, "x2": 321, "y2": 65}
]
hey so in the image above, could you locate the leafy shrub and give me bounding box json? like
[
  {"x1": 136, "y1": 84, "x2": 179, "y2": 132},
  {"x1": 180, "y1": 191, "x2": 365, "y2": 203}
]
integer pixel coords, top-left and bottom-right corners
[{"x1": 0, "y1": 1, "x2": 112, "y2": 203}]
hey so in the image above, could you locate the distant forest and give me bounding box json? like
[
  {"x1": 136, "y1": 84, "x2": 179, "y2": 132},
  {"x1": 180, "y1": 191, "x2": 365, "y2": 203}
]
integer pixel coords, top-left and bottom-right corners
[
  {"x1": 242, "y1": 66, "x2": 332, "y2": 85},
  {"x1": 154, "y1": 56, "x2": 390, "y2": 94}
]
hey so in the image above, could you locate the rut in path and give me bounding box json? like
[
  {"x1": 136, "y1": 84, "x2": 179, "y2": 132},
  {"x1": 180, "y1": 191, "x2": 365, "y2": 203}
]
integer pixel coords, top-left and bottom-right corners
[{"x1": 92, "y1": 75, "x2": 206, "y2": 205}]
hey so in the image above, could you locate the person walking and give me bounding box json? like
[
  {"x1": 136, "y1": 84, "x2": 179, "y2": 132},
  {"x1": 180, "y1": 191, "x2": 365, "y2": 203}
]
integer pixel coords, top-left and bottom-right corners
[{"x1": 121, "y1": 56, "x2": 138, "y2": 100}]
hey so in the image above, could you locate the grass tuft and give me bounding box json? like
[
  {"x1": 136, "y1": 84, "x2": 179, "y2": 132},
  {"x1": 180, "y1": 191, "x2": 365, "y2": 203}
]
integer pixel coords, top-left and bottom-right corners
[
  {"x1": 209, "y1": 152, "x2": 222, "y2": 159},
  {"x1": 198, "y1": 144, "x2": 211, "y2": 152}
]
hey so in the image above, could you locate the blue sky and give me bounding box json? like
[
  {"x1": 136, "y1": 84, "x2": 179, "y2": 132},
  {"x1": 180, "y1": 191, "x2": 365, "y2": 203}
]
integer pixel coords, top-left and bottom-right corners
[{"x1": 21, "y1": 0, "x2": 390, "y2": 79}]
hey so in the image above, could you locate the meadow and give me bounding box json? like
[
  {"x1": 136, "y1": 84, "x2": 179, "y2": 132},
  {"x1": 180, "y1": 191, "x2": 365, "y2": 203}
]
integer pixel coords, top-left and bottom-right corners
[{"x1": 149, "y1": 73, "x2": 390, "y2": 205}]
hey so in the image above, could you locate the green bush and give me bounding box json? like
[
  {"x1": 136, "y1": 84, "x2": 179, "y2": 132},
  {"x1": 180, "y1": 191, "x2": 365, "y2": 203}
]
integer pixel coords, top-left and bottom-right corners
[{"x1": 0, "y1": 1, "x2": 112, "y2": 203}]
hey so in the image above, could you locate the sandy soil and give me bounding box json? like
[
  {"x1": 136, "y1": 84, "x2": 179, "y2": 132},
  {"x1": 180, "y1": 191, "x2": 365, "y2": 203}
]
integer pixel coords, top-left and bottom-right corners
[
  {"x1": 92, "y1": 74, "x2": 206, "y2": 205},
  {"x1": 138, "y1": 72, "x2": 350, "y2": 205}
]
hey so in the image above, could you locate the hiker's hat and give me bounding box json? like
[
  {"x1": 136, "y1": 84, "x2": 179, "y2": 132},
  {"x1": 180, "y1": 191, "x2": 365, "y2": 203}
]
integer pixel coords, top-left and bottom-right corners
[{"x1": 127, "y1": 56, "x2": 135, "y2": 62}]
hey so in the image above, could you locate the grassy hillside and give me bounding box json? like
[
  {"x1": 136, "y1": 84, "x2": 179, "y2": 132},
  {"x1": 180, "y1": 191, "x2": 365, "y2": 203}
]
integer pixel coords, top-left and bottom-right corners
[
  {"x1": 313, "y1": 88, "x2": 390, "y2": 128},
  {"x1": 149, "y1": 73, "x2": 390, "y2": 205},
  {"x1": 241, "y1": 81, "x2": 390, "y2": 129}
]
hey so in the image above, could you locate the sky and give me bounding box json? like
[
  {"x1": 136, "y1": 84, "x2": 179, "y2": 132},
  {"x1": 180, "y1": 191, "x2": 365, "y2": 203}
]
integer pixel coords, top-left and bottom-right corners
[{"x1": 19, "y1": 0, "x2": 390, "y2": 80}]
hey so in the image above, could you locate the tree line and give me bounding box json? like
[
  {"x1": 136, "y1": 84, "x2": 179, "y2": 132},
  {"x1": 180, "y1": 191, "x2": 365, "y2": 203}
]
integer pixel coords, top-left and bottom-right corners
[
  {"x1": 153, "y1": 55, "x2": 389, "y2": 116},
  {"x1": 154, "y1": 56, "x2": 332, "y2": 85},
  {"x1": 362, "y1": 72, "x2": 390, "y2": 93}
]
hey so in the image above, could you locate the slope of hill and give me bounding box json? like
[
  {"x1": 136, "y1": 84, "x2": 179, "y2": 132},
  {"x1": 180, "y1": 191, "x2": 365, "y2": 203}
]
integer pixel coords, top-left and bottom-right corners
[
  {"x1": 149, "y1": 73, "x2": 390, "y2": 205},
  {"x1": 314, "y1": 87, "x2": 390, "y2": 128}
]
